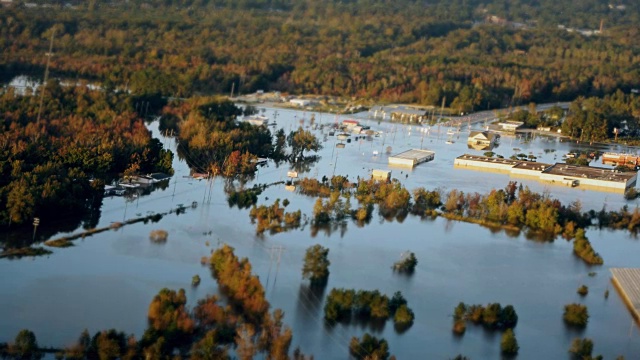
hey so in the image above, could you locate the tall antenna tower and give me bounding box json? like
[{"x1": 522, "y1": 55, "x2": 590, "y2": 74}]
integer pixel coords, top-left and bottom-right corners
[{"x1": 36, "y1": 30, "x2": 55, "y2": 127}]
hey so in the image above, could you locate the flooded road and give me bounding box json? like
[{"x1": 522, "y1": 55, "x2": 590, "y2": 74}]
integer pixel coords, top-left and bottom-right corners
[{"x1": 2, "y1": 107, "x2": 640, "y2": 359}]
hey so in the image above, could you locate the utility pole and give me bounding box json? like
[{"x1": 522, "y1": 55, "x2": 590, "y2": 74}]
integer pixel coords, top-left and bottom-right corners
[
  {"x1": 266, "y1": 245, "x2": 285, "y2": 289},
  {"x1": 36, "y1": 30, "x2": 55, "y2": 128},
  {"x1": 274, "y1": 245, "x2": 284, "y2": 284},
  {"x1": 32, "y1": 217, "x2": 40, "y2": 242}
]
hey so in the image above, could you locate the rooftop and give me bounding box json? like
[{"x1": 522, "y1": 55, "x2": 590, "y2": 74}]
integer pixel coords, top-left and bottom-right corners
[
  {"x1": 455, "y1": 154, "x2": 520, "y2": 166},
  {"x1": 391, "y1": 149, "x2": 435, "y2": 160},
  {"x1": 512, "y1": 162, "x2": 552, "y2": 171},
  {"x1": 372, "y1": 104, "x2": 430, "y2": 116},
  {"x1": 611, "y1": 268, "x2": 640, "y2": 319},
  {"x1": 542, "y1": 163, "x2": 636, "y2": 183}
]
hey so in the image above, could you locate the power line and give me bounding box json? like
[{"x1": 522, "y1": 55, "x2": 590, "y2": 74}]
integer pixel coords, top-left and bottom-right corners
[{"x1": 36, "y1": 30, "x2": 55, "y2": 128}]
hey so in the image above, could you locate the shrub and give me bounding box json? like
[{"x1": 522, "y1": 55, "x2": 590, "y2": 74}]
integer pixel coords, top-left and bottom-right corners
[
  {"x1": 452, "y1": 320, "x2": 466, "y2": 335},
  {"x1": 624, "y1": 188, "x2": 638, "y2": 200},
  {"x1": 349, "y1": 333, "x2": 389, "y2": 360},
  {"x1": 569, "y1": 338, "x2": 593, "y2": 358},
  {"x1": 577, "y1": 285, "x2": 589, "y2": 296},
  {"x1": 500, "y1": 329, "x2": 519, "y2": 355},
  {"x1": 393, "y1": 252, "x2": 417, "y2": 273},
  {"x1": 563, "y1": 303, "x2": 589, "y2": 327},
  {"x1": 393, "y1": 304, "x2": 415, "y2": 329},
  {"x1": 149, "y1": 230, "x2": 168, "y2": 243}
]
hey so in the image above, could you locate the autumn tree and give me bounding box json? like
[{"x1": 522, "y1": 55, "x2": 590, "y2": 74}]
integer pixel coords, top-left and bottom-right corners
[
  {"x1": 146, "y1": 288, "x2": 195, "y2": 351},
  {"x1": 302, "y1": 244, "x2": 331, "y2": 286},
  {"x1": 8, "y1": 329, "x2": 41, "y2": 360},
  {"x1": 563, "y1": 303, "x2": 589, "y2": 328},
  {"x1": 349, "y1": 333, "x2": 390, "y2": 360},
  {"x1": 569, "y1": 338, "x2": 594, "y2": 359},
  {"x1": 500, "y1": 329, "x2": 519, "y2": 356},
  {"x1": 287, "y1": 127, "x2": 322, "y2": 162}
]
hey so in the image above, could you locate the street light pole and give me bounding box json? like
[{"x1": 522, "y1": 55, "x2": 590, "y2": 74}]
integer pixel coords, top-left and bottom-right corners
[{"x1": 32, "y1": 217, "x2": 40, "y2": 242}]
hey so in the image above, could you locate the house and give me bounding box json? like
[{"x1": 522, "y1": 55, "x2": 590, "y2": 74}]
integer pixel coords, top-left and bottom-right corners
[
  {"x1": 290, "y1": 98, "x2": 312, "y2": 107},
  {"x1": 342, "y1": 119, "x2": 360, "y2": 128},
  {"x1": 467, "y1": 131, "x2": 499, "y2": 146}
]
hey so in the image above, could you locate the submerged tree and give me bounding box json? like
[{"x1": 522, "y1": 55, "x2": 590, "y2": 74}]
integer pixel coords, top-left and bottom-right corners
[
  {"x1": 500, "y1": 329, "x2": 519, "y2": 356},
  {"x1": 393, "y1": 252, "x2": 417, "y2": 273},
  {"x1": 569, "y1": 338, "x2": 594, "y2": 359},
  {"x1": 287, "y1": 127, "x2": 322, "y2": 162},
  {"x1": 302, "y1": 244, "x2": 331, "y2": 286},
  {"x1": 563, "y1": 303, "x2": 589, "y2": 328},
  {"x1": 349, "y1": 333, "x2": 390, "y2": 360},
  {"x1": 8, "y1": 329, "x2": 41, "y2": 360}
]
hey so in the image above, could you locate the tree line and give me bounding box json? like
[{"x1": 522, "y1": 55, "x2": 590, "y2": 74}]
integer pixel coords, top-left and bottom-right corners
[
  {"x1": 1, "y1": 1, "x2": 639, "y2": 109},
  {"x1": 284, "y1": 177, "x2": 617, "y2": 265}
]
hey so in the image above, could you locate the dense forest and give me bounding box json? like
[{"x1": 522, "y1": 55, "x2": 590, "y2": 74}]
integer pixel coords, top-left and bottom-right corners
[
  {"x1": 0, "y1": 81, "x2": 173, "y2": 234},
  {"x1": 1, "y1": 0, "x2": 639, "y2": 110}
]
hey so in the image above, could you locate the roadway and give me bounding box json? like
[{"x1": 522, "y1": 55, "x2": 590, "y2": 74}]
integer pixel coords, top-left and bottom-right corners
[{"x1": 439, "y1": 102, "x2": 571, "y2": 128}]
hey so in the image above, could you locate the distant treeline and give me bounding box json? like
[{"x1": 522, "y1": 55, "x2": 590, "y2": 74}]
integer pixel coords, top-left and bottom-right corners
[{"x1": 1, "y1": 0, "x2": 639, "y2": 109}]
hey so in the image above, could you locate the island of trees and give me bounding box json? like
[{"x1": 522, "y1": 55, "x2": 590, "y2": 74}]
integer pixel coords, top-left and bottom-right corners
[
  {"x1": 324, "y1": 289, "x2": 414, "y2": 330},
  {"x1": 302, "y1": 244, "x2": 331, "y2": 286}
]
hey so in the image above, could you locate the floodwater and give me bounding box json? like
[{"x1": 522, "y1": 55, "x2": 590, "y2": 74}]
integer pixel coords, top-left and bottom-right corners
[{"x1": 2, "y1": 107, "x2": 640, "y2": 359}]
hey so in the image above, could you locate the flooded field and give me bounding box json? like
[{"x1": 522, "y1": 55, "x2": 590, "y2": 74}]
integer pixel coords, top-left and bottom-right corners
[{"x1": 2, "y1": 107, "x2": 640, "y2": 358}]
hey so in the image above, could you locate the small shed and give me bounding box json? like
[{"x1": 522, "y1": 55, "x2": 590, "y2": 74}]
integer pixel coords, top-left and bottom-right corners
[{"x1": 372, "y1": 169, "x2": 391, "y2": 181}]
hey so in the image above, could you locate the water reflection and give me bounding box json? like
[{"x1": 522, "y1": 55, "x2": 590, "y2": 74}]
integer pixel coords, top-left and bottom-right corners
[{"x1": 310, "y1": 221, "x2": 348, "y2": 238}]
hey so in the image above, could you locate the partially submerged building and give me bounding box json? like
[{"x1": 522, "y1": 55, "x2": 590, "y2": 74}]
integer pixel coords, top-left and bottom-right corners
[
  {"x1": 610, "y1": 268, "x2": 640, "y2": 321},
  {"x1": 467, "y1": 131, "x2": 500, "y2": 147},
  {"x1": 540, "y1": 163, "x2": 637, "y2": 192},
  {"x1": 289, "y1": 98, "x2": 312, "y2": 107},
  {"x1": 372, "y1": 169, "x2": 391, "y2": 181},
  {"x1": 371, "y1": 105, "x2": 431, "y2": 124},
  {"x1": 497, "y1": 121, "x2": 524, "y2": 132},
  {"x1": 454, "y1": 154, "x2": 637, "y2": 193},
  {"x1": 602, "y1": 153, "x2": 640, "y2": 167},
  {"x1": 389, "y1": 149, "x2": 435, "y2": 168}
]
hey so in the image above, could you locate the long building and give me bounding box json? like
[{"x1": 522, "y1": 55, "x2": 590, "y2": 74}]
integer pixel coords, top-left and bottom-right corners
[
  {"x1": 540, "y1": 163, "x2": 637, "y2": 191},
  {"x1": 602, "y1": 152, "x2": 640, "y2": 167},
  {"x1": 454, "y1": 154, "x2": 637, "y2": 193}
]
